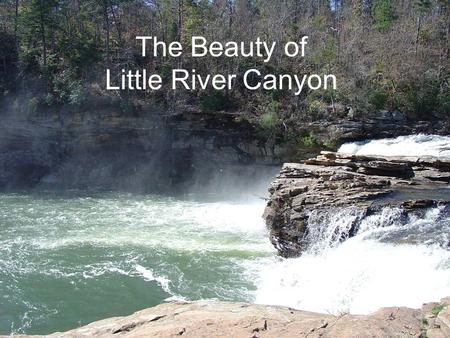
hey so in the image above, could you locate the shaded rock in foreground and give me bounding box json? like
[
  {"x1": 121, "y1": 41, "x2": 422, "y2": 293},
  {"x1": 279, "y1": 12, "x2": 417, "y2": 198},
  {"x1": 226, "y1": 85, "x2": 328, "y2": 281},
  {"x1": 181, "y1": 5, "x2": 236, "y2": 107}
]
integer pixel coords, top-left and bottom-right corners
[
  {"x1": 263, "y1": 151, "x2": 450, "y2": 257},
  {"x1": 9, "y1": 299, "x2": 450, "y2": 338}
]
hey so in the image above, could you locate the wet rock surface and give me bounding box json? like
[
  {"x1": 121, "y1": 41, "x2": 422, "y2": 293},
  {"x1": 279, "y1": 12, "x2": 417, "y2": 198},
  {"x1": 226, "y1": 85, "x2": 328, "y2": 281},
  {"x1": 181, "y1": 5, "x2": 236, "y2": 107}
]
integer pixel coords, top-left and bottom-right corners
[
  {"x1": 263, "y1": 151, "x2": 450, "y2": 257},
  {"x1": 7, "y1": 298, "x2": 450, "y2": 338}
]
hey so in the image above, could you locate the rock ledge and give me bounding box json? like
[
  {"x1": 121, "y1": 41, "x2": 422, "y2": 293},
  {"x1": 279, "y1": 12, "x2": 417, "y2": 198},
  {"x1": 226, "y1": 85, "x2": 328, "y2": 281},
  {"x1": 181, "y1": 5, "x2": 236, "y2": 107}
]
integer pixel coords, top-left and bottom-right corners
[
  {"x1": 263, "y1": 151, "x2": 450, "y2": 257},
  {"x1": 9, "y1": 299, "x2": 450, "y2": 338}
]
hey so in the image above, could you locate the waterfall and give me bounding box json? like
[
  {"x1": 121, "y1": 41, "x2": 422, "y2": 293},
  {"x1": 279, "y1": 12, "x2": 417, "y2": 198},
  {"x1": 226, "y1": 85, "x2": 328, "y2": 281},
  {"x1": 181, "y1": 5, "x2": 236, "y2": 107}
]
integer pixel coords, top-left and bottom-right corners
[
  {"x1": 338, "y1": 134, "x2": 450, "y2": 159},
  {"x1": 255, "y1": 205, "x2": 450, "y2": 314},
  {"x1": 305, "y1": 207, "x2": 365, "y2": 253}
]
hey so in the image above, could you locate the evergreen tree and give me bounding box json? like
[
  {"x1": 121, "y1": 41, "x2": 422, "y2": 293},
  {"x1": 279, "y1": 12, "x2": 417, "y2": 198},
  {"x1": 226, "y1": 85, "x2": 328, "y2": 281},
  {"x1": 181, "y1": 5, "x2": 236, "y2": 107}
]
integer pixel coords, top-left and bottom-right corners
[
  {"x1": 372, "y1": 0, "x2": 395, "y2": 30},
  {"x1": 19, "y1": 0, "x2": 58, "y2": 67}
]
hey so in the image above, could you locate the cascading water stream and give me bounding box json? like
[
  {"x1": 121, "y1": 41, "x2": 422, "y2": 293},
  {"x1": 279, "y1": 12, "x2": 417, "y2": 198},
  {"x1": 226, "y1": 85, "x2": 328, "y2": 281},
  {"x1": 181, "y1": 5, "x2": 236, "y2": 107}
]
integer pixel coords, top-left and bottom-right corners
[{"x1": 338, "y1": 134, "x2": 450, "y2": 159}]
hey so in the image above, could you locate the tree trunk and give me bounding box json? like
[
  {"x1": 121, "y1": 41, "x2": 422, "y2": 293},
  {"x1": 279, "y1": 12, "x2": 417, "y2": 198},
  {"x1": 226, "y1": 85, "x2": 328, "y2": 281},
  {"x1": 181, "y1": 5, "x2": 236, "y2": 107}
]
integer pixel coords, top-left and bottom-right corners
[
  {"x1": 415, "y1": 14, "x2": 422, "y2": 59},
  {"x1": 110, "y1": 4, "x2": 123, "y2": 47},
  {"x1": 228, "y1": 0, "x2": 233, "y2": 32},
  {"x1": 103, "y1": 0, "x2": 110, "y2": 64},
  {"x1": 39, "y1": 0, "x2": 47, "y2": 66},
  {"x1": 14, "y1": 0, "x2": 19, "y2": 36},
  {"x1": 177, "y1": 0, "x2": 183, "y2": 41}
]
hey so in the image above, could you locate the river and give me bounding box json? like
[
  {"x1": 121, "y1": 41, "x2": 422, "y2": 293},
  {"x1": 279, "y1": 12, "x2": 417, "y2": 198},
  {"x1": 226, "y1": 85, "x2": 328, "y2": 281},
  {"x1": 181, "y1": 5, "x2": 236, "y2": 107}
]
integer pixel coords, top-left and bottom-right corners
[{"x1": 1, "y1": 134, "x2": 450, "y2": 335}]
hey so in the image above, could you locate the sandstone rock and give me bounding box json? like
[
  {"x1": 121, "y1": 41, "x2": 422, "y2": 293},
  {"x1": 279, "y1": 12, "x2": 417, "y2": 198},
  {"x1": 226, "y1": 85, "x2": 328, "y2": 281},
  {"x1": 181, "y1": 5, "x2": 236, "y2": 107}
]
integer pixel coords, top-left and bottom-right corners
[
  {"x1": 8, "y1": 299, "x2": 450, "y2": 338},
  {"x1": 264, "y1": 152, "x2": 450, "y2": 257}
]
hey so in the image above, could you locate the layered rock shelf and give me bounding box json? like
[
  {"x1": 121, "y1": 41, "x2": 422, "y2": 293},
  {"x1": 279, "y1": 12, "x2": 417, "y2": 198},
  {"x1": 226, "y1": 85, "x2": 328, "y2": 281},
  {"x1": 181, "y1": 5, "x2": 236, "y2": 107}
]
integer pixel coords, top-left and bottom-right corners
[
  {"x1": 1, "y1": 106, "x2": 449, "y2": 191},
  {"x1": 10, "y1": 299, "x2": 450, "y2": 338},
  {"x1": 263, "y1": 151, "x2": 450, "y2": 257}
]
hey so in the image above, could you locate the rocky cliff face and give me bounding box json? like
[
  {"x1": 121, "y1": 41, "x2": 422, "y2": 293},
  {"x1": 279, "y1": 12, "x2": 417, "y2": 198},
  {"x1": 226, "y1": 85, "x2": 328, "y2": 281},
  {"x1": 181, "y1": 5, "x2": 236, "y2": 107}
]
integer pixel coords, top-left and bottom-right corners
[
  {"x1": 9, "y1": 298, "x2": 450, "y2": 338},
  {"x1": 263, "y1": 151, "x2": 450, "y2": 257},
  {"x1": 1, "y1": 103, "x2": 449, "y2": 192},
  {"x1": 0, "y1": 108, "x2": 277, "y2": 192}
]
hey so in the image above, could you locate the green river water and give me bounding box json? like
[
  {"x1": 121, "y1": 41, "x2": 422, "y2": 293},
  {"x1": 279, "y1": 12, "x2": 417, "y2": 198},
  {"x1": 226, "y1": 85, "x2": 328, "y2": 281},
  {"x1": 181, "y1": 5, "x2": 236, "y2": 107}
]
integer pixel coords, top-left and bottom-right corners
[{"x1": 0, "y1": 190, "x2": 275, "y2": 335}]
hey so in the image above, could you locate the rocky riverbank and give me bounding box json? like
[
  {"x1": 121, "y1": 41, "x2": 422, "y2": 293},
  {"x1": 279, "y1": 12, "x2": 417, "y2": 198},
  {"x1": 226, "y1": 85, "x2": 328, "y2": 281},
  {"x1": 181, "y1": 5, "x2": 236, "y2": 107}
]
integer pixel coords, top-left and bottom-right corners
[
  {"x1": 263, "y1": 151, "x2": 450, "y2": 257},
  {"x1": 7, "y1": 298, "x2": 450, "y2": 338}
]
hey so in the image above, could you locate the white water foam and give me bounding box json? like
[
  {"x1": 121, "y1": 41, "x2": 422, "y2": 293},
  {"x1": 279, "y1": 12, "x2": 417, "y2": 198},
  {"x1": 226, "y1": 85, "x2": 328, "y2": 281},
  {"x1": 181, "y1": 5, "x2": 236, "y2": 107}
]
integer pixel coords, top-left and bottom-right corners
[
  {"x1": 255, "y1": 206, "x2": 450, "y2": 314},
  {"x1": 134, "y1": 265, "x2": 186, "y2": 301},
  {"x1": 32, "y1": 199, "x2": 271, "y2": 253},
  {"x1": 338, "y1": 134, "x2": 450, "y2": 159},
  {"x1": 256, "y1": 240, "x2": 450, "y2": 314}
]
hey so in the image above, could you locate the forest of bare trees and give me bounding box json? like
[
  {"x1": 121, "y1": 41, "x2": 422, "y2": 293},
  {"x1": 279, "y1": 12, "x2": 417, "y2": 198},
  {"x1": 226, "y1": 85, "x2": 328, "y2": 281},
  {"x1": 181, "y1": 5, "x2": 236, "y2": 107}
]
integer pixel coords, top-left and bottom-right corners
[{"x1": 0, "y1": 0, "x2": 448, "y2": 123}]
